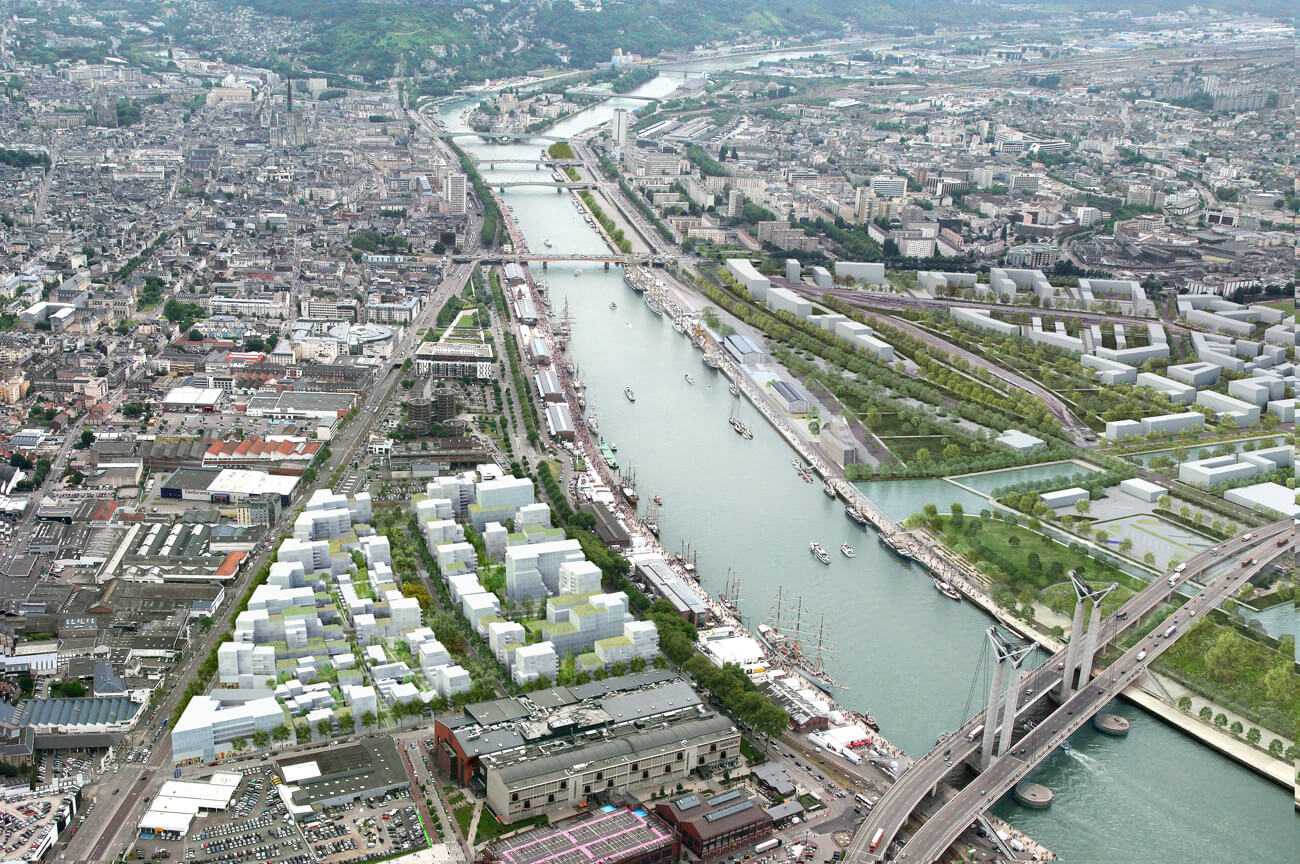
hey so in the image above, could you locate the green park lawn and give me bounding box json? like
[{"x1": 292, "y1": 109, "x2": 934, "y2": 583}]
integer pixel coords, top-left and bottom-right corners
[
  {"x1": 1152, "y1": 620, "x2": 1297, "y2": 740},
  {"x1": 930, "y1": 514, "x2": 1138, "y2": 594}
]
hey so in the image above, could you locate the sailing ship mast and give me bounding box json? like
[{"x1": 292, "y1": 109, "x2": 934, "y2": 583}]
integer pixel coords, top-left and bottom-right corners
[{"x1": 762, "y1": 588, "x2": 846, "y2": 691}]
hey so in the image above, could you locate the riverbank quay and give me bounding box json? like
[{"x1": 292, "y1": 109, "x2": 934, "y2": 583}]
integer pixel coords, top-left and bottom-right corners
[
  {"x1": 441, "y1": 80, "x2": 1297, "y2": 864},
  {"x1": 477, "y1": 193, "x2": 1048, "y2": 859},
  {"x1": 639, "y1": 263, "x2": 1299, "y2": 794}
]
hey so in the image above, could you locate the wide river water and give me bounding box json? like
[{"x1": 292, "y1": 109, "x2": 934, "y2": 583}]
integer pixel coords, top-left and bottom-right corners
[{"x1": 434, "y1": 65, "x2": 1298, "y2": 861}]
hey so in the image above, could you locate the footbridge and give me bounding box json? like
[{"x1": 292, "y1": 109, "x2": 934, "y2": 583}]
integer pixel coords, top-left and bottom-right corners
[{"x1": 850, "y1": 520, "x2": 1292, "y2": 864}]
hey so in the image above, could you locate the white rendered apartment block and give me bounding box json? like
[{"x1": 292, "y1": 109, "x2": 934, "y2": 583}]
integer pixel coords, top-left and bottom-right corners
[
  {"x1": 448, "y1": 572, "x2": 485, "y2": 604},
  {"x1": 593, "y1": 620, "x2": 660, "y2": 668},
  {"x1": 488, "y1": 621, "x2": 526, "y2": 665},
  {"x1": 432, "y1": 664, "x2": 471, "y2": 699},
  {"x1": 558, "y1": 560, "x2": 604, "y2": 595},
  {"x1": 417, "y1": 639, "x2": 452, "y2": 674},
  {"x1": 276, "y1": 538, "x2": 336, "y2": 575},
  {"x1": 505, "y1": 539, "x2": 585, "y2": 600},
  {"x1": 513, "y1": 642, "x2": 558, "y2": 685},
  {"x1": 462, "y1": 592, "x2": 500, "y2": 634},
  {"x1": 359, "y1": 535, "x2": 391, "y2": 567},
  {"x1": 469, "y1": 476, "x2": 536, "y2": 530},
  {"x1": 437, "y1": 542, "x2": 477, "y2": 574},
  {"x1": 427, "y1": 474, "x2": 475, "y2": 519}
]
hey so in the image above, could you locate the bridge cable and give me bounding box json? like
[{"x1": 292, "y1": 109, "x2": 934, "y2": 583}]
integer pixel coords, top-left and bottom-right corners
[{"x1": 957, "y1": 636, "x2": 990, "y2": 734}]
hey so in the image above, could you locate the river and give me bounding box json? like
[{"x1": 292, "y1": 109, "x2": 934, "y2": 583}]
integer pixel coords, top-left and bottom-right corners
[{"x1": 434, "y1": 66, "x2": 1298, "y2": 862}]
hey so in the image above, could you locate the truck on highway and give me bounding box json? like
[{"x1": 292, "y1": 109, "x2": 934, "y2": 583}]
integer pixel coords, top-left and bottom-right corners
[
  {"x1": 870, "y1": 829, "x2": 885, "y2": 853},
  {"x1": 966, "y1": 724, "x2": 984, "y2": 742},
  {"x1": 1162, "y1": 625, "x2": 1177, "y2": 638},
  {"x1": 1136, "y1": 650, "x2": 1147, "y2": 661}
]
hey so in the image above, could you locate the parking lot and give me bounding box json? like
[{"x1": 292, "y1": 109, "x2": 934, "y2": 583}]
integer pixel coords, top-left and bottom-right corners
[
  {"x1": 304, "y1": 792, "x2": 425, "y2": 864},
  {"x1": 132, "y1": 763, "x2": 428, "y2": 864},
  {"x1": 133, "y1": 768, "x2": 308, "y2": 864}
]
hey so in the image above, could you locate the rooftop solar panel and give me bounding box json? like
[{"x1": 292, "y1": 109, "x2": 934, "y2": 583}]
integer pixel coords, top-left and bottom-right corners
[
  {"x1": 704, "y1": 801, "x2": 754, "y2": 823},
  {"x1": 673, "y1": 794, "x2": 701, "y2": 811},
  {"x1": 706, "y1": 789, "x2": 742, "y2": 807}
]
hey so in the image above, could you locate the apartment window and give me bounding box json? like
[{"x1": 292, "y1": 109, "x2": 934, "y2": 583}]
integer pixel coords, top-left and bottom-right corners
[
  {"x1": 642, "y1": 770, "x2": 649, "y2": 780},
  {"x1": 607, "y1": 780, "x2": 614, "y2": 788},
  {"x1": 511, "y1": 793, "x2": 519, "y2": 802},
  {"x1": 710, "y1": 744, "x2": 717, "y2": 752},
  {"x1": 548, "y1": 794, "x2": 555, "y2": 803},
  {"x1": 676, "y1": 753, "x2": 684, "y2": 761},
  {"x1": 584, "y1": 785, "x2": 591, "y2": 794},
  {"x1": 560, "y1": 780, "x2": 567, "y2": 789},
  {"x1": 596, "y1": 771, "x2": 603, "y2": 780}
]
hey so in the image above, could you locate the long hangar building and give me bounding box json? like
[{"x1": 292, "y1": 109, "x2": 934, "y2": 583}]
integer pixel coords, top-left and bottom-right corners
[{"x1": 429, "y1": 672, "x2": 741, "y2": 822}]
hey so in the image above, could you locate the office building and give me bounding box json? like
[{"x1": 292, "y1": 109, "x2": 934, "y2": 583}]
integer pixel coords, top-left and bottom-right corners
[
  {"x1": 654, "y1": 789, "x2": 774, "y2": 860},
  {"x1": 612, "y1": 108, "x2": 631, "y2": 147},
  {"x1": 171, "y1": 696, "x2": 283, "y2": 764},
  {"x1": 483, "y1": 713, "x2": 738, "y2": 821}
]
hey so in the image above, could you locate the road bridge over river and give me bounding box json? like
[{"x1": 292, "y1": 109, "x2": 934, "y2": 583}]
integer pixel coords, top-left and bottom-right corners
[
  {"x1": 849, "y1": 520, "x2": 1292, "y2": 863},
  {"x1": 453, "y1": 253, "x2": 671, "y2": 267}
]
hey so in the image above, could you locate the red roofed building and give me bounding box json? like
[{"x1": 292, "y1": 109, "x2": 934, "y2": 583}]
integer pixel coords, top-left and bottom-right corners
[
  {"x1": 201, "y1": 436, "x2": 322, "y2": 474},
  {"x1": 215, "y1": 551, "x2": 245, "y2": 580}
]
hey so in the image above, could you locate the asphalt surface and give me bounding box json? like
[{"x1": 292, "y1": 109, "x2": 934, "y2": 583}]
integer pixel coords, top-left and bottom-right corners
[
  {"x1": 68, "y1": 265, "x2": 473, "y2": 864},
  {"x1": 849, "y1": 520, "x2": 1291, "y2": 864},
  {"x1": 894, "y1": 524, "x2": 1293, "y2": 864}
]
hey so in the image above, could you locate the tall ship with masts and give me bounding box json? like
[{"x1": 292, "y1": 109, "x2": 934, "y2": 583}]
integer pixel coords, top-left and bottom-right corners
[
  {"x1": 756, "y1": 587, "x2": 846, "y2": 695},
  {"x1": 718, "y1": 569, "x2": 743, "y2": 616}
]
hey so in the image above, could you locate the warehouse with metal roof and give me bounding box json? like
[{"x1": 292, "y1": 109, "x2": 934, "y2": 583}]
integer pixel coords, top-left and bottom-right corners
[{"x1": 22, "y1": 697, "x2": 139, "y2": 733}]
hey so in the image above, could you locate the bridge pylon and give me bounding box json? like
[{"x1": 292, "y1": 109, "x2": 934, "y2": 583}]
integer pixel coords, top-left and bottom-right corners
[
  {"x1": 980, "y1": 627, "x2": 1038, "y2": 767},
  {"x1": 1059, "y1": 573, "x2": 1117, "y2": 700}
]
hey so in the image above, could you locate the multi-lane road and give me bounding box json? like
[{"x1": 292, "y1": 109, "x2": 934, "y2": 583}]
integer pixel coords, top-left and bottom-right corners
[
  {"x1": 850, "y1": 520, "x2": 1292, "y2": 864},
  {"x1": 66, "y1": 262, "x2": 474, "y2": 864},
  {"x1": 893, "y1": 522, "x2": 1293, "y2": 864}
]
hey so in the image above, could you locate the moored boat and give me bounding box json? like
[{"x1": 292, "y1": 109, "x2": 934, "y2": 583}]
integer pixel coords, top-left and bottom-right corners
[
  {"x1": 933, "y1": 578, "x2": 962, "y2": 601},
  {"x1": 624, "y1": 386, "x2": 636, "y2": 402},
  {"x1": 878, "y1": 532, "x2": 916, "y2": 563},
  {"x1": 841, "y1": 544, "x2": 855, "y2": 558},
  {"x1": 845, "y1": 506, "x2": 870, "y2": 528}
]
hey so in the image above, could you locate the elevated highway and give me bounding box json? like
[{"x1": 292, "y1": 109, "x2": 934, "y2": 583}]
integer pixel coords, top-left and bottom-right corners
[{"x1": 850, "y1": 520, "x2": 1292, "y2": 863}]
